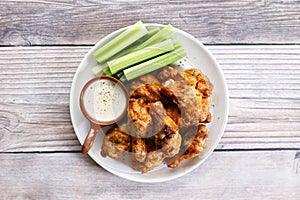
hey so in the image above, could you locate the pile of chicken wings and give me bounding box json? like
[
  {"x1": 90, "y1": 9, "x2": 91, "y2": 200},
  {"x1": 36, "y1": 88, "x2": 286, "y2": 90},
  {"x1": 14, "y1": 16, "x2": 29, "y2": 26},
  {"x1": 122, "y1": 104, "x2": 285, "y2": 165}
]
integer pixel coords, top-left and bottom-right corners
[{"x1": 101, "y1": 66, "x2": 213, "y2": 173}]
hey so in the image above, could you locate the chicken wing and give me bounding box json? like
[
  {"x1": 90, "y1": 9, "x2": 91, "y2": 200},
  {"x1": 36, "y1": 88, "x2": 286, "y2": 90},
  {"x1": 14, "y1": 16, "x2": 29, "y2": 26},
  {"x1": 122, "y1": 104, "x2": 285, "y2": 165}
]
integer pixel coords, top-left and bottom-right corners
[
  {"x1": 130, "y1": 83, "x2": 163, "y2": 103},
  {"x1": 184, "y1": 68, "x2": 213, "y2": 98},
  {"x1": 130, "y1": 101, "x2": 182, "y2": 173},
  {"x1": 128, "y1": 77, "x2": 163, "y2": 164},
  {"x1": 130, "y1": 150, "x2": 165, "y2": 173},
  {"x1": 149, "y1": 101, "x2": 181, "y2": 157},
  {"x1": 128, "y1": 98, "x2": 152, "y2": 138},
  {"x1": 166, "y1": 124, "x2": 208, "y2": 168},
  {"x1": 166, "y1": 102, "x2": 181, "y2": 127},
  {"x1": 159, "y1": 67, "x2": 213, "y2": 125},
  {"x1": 184, "y1": 68, "x2": 213, "y2": 122},
  {"x1": 127, "y1": 98, "x2": 150, "y2": 162},
  {"x1": 158, "y1": 67, "x2": 201, "y2": 127},
  {"x1": 101, "y1": 123, "x2": 131, "y2": 159},
  {"x1": 131, "y1": 136, "x2": 147, "y2": 163}
]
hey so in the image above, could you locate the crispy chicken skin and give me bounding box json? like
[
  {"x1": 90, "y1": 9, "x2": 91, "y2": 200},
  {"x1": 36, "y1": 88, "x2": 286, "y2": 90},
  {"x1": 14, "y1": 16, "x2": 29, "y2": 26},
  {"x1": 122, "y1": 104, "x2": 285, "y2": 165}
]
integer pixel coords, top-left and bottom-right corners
[
  {"x1": 130, "y1": 151, "x2": 165, "y2": 173},
  {"x1": 201, "y1": 98, "x2": 212, "y2": 123},
  {"x1": 166, "y1": 124, "x2": 208, "y2": 168},
  {"x1": 184, "y1": 68, "x2": 213, "y2": 123},
  {"x1": 130, "y1": 101, "x2": 181, "y2": 173},
  {"x1": 128, "y1": 82, "x2": 169, "y2": 138},
  {"x1": 139, "y1": 74, "x2": 161, "y2": 84},
  {"x1": 128, "y1": 80, "x2": 164, "y2": 164},
  {"x1": 159, "y1": 67, "x2": 213, "y2": 125},
  {"x1": 130, "y1": 83, "x2": 163, "y2": 103},
  {"x1": 165, "y1": 102, "x2": 181, "y2": 126},
  {"x1": 128, "y1": 98, "x2": 152, "y2": 138},
  {"x1": 184, "y1": 68, "x2": 213, "y2": 98},
  {"x1": 131, "y1": 136, "x2": 147, "y2": 163},
  {"x1": 149, "y1": 101, "x2": 181, "y2": 157},
  {"x1": 130, "y1": 74, "x2": 160, "y2": 96},
  {"x1": 148, "y1": 101, "x2": 168, "y2": 134},
  {"x1": 101, "y1": 123, "x2": 131, "y2": 159},
  {"x1": 158, "y1": 67, "x2": 201, "y2": 127},
  {"x1": 127, "y1": 98, "x2": 150, "y2": 162}
]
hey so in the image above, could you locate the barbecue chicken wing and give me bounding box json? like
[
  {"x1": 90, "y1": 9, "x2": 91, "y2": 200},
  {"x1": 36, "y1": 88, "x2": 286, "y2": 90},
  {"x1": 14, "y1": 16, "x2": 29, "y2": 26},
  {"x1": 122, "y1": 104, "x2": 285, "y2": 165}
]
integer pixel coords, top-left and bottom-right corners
[
  {"x1": 149, "y1": 101, "x2": 181, "y2": 157},
  {"x1": 166, "y1": 124, "x2": 208, "y2": 168},
  {"x1": 128, "y1": 98, "x2": 152, "y2": 138},
  {"x1": 159, "y1": 67, "x2": 213, "y2": 125},
  {"x1": 101, "y1": 123, "x2": 131, "y2": 159},
  {"x1": 129, "y1": 101, "x2": 182, "y2": 173},
  {"x1": 184, "y1": 68, "x2": 213, "y2": 122},
  {"x1": 158, "y1": 67, "x2": 201, "y2": 127}
]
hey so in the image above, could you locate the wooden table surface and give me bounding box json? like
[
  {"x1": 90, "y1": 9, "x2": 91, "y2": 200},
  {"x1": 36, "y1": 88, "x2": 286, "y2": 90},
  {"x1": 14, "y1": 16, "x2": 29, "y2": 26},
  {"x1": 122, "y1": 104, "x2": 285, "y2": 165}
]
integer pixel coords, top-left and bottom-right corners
[{"x1": 1, "y1": 0, "x2": 299, "y2": 199}]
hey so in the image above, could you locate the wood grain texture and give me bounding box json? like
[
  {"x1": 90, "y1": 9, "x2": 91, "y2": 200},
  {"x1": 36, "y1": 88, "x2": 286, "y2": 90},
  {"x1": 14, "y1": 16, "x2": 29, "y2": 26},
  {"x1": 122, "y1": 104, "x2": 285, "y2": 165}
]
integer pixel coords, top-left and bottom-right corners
[
  {"x1": 0, "y1": 151, "x2": 299, "y2": 199},
  {"x1": 0, "y1": 45, "x2": 299, "y2": 152},
  {"x1": 1, "y1": 0, "x2": 300, "y2": 45},
  {"x1": 211, "y1": 45, "x2": 300, "y2": 149},
  {"x1": 0, "y1": 47, "x2": 83, "y2": 152}
]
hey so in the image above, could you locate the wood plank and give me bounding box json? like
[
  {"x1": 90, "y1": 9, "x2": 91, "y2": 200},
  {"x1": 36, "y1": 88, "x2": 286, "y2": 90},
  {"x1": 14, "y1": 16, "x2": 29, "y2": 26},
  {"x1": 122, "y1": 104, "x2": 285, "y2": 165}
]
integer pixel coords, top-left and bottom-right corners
[
  {"x1": 0, "y1": 45, "x2": 299, "y2": 152},
  {"x1": 0, "y1": 151, "x2": 299, "y2": 199},
  {"x1": 0, "y1": 0, "x2": 300, "y2": 45},
  {"x1": 209, "y1": 45, "x2": 300, "y2": 149}
]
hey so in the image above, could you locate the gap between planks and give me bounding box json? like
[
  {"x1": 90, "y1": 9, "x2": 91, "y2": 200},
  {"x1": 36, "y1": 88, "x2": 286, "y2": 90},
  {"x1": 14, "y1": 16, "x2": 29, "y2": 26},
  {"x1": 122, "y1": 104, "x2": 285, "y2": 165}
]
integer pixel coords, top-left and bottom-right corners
[
  {"x1": 0, "y1": 148, "x2": 300, "y2": 154},
  {"x1": 1, "y1": 0, "x2": 300, "y2": 45}
]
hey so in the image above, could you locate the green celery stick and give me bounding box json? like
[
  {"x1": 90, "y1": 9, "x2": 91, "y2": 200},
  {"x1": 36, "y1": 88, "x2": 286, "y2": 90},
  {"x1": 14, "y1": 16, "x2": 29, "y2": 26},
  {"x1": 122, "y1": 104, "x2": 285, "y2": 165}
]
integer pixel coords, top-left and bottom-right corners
[
  {"x1": 92, "y1": 63, "x2": 107, "y2": 75},
  {"x1": 120, "y1": 74, "x2": 127, "y2": 82},
  {"x1": 93, "y1": 21, "x2": 148, "y2": 64},
  {"x1": 92, "y1": 28, "x2": 159, "y2": 74},
  {"x1": 96, "y1": 71, "x2": 104, "y2": 76},
  {"x1": 128, "y1": 24, "x2": 175, "y2": 53},
  {"x1": 112, "y1": 27, "x2": 160, "y2": 59},
  {"x1": 172, "y1": 37, "x2": 182, "y2": 49},
  {"x1": 116, "y1": 71, "x2": 124, "y2": 78},
  {"x1": 133, "y1": 27, "x2": 160, "y2": 46},
  {"x1": 124, "y1": 47, "x2": 186, "y2": 81},
  {"x1": 108, "y1": 38, "x2": 175, "y2": 74},
  {"x1": 102, "y1": 66, "x2": 112, "y2": 76}
]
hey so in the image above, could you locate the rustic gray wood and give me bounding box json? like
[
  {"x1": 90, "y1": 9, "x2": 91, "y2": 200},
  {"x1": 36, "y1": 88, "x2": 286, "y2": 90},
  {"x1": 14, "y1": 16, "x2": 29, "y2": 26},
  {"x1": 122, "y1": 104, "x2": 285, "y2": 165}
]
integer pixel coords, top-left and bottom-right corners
[
  {"x1": 0, "y1": 151, "x2": 299, "y2": 199},
  {"x1": 0, "y1": 0, "x2": 299, "y2": 198},
  {"x1": 1, "y1": 0, "x2": 300, "y2": 45},
  {"x1": 0, "y1": 45, "x2": 299, "y2": 152},
  {"x1": 211, "y1": 45, "x2": 300, "y2": 149}
]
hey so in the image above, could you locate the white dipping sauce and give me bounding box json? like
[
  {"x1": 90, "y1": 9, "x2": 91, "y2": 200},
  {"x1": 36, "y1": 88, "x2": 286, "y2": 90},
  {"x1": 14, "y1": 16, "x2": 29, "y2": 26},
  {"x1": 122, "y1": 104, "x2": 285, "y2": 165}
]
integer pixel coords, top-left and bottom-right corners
[{"x1": 83, "y1": 79, "x2": 127, "y2": 122}]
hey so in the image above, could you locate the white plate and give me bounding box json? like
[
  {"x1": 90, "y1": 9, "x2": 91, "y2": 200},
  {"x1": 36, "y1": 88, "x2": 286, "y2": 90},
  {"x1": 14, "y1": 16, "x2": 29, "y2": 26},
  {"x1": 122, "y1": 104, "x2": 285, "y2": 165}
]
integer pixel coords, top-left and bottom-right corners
[{"x1": 70, "y1": 23, "x2": 229, "y2": 183}]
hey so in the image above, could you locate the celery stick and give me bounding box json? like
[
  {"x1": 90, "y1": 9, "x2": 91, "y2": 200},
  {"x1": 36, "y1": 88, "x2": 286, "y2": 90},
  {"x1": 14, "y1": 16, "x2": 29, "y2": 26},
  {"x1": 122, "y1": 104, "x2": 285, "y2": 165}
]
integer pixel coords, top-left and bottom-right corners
[
  {"x1": 124, "y1": 47, "x2": 186, "y2": 81},
  {"x1": 93, "y1": 21, "x2": 148, "y2": 64},
  {"x1": 92, "y1": 63, "x2": 106, "y2": 75},
  {"x1": 135, "y1": 27, "x2": 160, "y2": 46},
  {"x1": 113, "y1": 27, "x2": 160, "y2": 58},
  {"x1": 108, "y1": 39, "x2": 175, "y2": 74},
  {"x1": 102, "y1": 66, "x2": 112, "y2": 76},
  {"x1": 116, "y1": 71, "x2": 124, "y2": 78},
  {"x1": 96, "y1": 71, "x2": 104, "y2": 76},
  {"x1": 129, "y1": 24, "x2": 175, "y2": 53},
  {"x1": 120, "y1": 74, "x2": 127, "y2": 82},
  {"x1": 172, "y1": 37, "x2": 182, "y2": 49}
]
